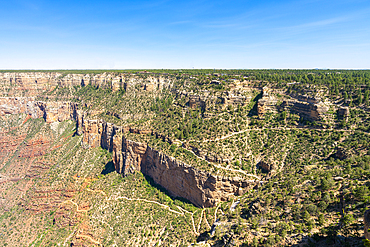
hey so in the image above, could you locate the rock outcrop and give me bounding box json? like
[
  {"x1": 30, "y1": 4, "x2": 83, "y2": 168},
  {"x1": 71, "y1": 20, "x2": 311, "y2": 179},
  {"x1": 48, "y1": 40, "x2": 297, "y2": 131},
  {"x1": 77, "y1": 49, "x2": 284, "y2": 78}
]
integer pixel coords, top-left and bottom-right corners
[
  {"x1": 257, "y1": 87, "x2": 278, "y2": 118},
  {"x1": 0, "y1": 97, "x2": 79, "y2": 124},
  {"x1": 0, "y1": 72, "x2": 172, "y2": 96},
  {"x1": 256, "y1": 87, "x2": 329, "y2": 122},
  {"x1": 111, "y1": 134, "x2": 254, "y2": 208},
  {"x1": 281, "y1": 100, "x2": 329, "y2": 122},
  {"x1": 257, "y1": 160, "x2": 275, "y2": 173},
  {"x1": 365, "y1": 209, "x2": 370, "y2": 240},
  {"x1": 0, "y1": 97, "x2": 42, "y2": 118},
  {"x1": 337, "y1": 107, "x2": 350, "y2": 121},
  {"x1": 63, "y1": 115, "x2": 257, "y2": 207}
]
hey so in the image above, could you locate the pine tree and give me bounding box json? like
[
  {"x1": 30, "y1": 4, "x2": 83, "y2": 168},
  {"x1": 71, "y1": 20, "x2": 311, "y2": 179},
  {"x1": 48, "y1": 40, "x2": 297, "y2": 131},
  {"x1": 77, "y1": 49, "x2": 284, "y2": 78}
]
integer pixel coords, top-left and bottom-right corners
[
  {"x1": 344, "y1": 91, "x2": 348, "y2": 101},
  {"x1": 357, "y1": 91, "x2": 363, "y2": 105},
  {"x1": 364, "y1": 90, "x2": 369, "y2": 105}
]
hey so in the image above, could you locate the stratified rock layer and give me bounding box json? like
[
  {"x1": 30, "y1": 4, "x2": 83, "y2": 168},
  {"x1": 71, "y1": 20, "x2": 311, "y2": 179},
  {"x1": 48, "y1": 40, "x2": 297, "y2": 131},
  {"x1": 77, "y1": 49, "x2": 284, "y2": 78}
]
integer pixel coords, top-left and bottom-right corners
[
  {"x1": 0, "y1": 93, "x2": 254, "y2": 208},
  {"x1": 0, "y1": 97, "x2": 79, "y2": 123},
  {"x1": 110, "y1": 134, "x2": 254, "y2": 208},
  {"x1": 79, "y1": 119, "x2": 254, "y2": 207}
]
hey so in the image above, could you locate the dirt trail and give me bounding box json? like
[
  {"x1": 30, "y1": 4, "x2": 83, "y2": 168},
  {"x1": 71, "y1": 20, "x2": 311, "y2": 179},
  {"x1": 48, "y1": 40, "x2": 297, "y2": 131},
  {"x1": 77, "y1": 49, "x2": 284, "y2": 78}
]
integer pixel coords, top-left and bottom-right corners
[
  {"x1": 185, "y1": 147, "x2": 260, "y2": 180},
  {"x1": 60, "y1": 199, "x2": 88, "y2": 212},
  {"x1": 109, "y1": 194, "x2": 201, "y2": 235},
  {"x1": 76, "y1": 234, "x2": 101, "y2": 246},
  {"x1": 111, "y1": 195, "x2": 183, "y2": 214}
]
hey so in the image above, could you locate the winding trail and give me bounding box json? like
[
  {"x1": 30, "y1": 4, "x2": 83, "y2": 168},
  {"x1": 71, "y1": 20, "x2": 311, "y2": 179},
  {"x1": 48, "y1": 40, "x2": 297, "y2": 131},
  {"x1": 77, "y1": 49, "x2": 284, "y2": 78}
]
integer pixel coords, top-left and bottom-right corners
[
  {"x1": 76, "y1": 234, "x2": 101, "y2": 246},
  {"x1": 185, "y1": 147, "x2": 260, "y2": 180},
  {"x1": 60, "y1": 199, "x2": 88, "y2": 212},
  {"x1": 111, "y1": 195, "x2": 183, "y2": 215},
  {"x1": 107, "y1": 194, "x2": 201, "y2": 235}
]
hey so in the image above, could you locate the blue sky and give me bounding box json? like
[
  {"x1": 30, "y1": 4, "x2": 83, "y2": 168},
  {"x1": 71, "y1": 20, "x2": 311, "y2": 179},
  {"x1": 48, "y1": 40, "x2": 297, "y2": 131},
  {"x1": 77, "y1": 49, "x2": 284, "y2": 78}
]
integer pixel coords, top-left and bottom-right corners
[{"x1": 0, "y1": 0, "x2": 369, "y2": 69}]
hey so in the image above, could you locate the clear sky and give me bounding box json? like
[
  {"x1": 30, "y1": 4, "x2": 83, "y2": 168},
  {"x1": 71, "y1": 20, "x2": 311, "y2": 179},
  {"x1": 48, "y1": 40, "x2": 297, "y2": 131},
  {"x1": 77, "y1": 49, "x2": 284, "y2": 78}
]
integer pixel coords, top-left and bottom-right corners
[{"x1": 0, "y1": 0, "x2": 369, "y2": 69}]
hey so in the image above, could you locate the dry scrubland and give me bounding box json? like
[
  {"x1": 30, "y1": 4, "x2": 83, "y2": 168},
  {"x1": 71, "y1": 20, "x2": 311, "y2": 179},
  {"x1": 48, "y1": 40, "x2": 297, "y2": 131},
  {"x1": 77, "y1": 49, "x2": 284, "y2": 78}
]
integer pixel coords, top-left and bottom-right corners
[{"x1": 0, "y1": 69, "x2": 369, "y2": 246}]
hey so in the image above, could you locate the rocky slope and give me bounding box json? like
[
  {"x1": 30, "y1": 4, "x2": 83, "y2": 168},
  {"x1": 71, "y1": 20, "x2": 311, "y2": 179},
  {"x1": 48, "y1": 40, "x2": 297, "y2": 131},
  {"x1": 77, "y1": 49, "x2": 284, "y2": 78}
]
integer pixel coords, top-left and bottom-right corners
[
  {"x1": 1, "y1": 70, "x2": 370, "y2": 246},
  {"x1": 0, "y1": 95, "x2": 255, "y2": 208}
]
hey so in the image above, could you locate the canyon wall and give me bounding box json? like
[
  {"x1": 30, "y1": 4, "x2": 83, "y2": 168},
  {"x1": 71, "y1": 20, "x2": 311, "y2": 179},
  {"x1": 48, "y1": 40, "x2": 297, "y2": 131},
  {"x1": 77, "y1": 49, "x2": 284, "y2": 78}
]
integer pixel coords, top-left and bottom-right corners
[
  {"x1": 0, "y1": 95, "x2": 254, "y2": 208},
  {"x1": 111, "y1": 134, "x2": 253, "y2": 207},
  {"x1": 257, "y1": 87, "x2": 330, "y2": 121},
  {"x1": 79, "y1": 119, "x2": 255, "y2": 208},
  {"x1": 281, "y1": 100, "x2": 329, "y2": 122},
  {"x1": 0, "y1": 72, "x2": 172, "y2": 95},
  {"x1": 0, "y1": 97, "x2": 79, "y2": 124}
]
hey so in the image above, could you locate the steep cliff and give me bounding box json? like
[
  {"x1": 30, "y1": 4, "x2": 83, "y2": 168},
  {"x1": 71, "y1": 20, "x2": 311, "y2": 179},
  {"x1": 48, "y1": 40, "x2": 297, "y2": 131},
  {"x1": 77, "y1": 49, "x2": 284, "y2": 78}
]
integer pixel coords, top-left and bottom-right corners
[
  {"x1": 256, "y1": 87, "x2": 330, "y2": 122},
  {"x1": 0, "y1": 97, "x2": 79, "y2": 124},
  {"x1": 77, "y1": 117, "x2": 256, "y2": 207},
  {"x1": 110, "y1": 134, "x2": 254, "y2": 208},
  {"x1": 280, "y1": 100, "x2": 329, "y2": 122}
]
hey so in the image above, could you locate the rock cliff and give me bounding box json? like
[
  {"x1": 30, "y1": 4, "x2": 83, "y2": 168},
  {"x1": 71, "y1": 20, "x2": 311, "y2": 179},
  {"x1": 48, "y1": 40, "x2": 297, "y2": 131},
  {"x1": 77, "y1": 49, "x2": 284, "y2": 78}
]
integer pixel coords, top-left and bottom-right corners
[
  {"x1": 111, "y1": 134, "x2": 254, "y2": 208},
  {"x1": 0, "y1": 97, "x2": 79, "y2": 123},
  {"x1": 280, "y1": 100, "x2": 329, "y2": 122},
  {"x1": 79, "y1": 117, "x2": 255, "y2": 207},
  {"x1": 0, "y1": 72, "x2": 172, "y2": 96},
  {"x1": 365, "y1": 209, "x2": 370, "y2": 240},
  {"x1": 256, "y1": 87, "x2": 330, "y2": 122}
]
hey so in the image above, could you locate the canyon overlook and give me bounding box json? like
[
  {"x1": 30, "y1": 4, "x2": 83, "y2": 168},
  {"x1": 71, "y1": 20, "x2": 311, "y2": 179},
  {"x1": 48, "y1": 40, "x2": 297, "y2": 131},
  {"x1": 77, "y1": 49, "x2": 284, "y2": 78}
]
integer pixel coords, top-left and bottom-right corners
[
  {"x1": 0, "y1": 96, "x2": 255, "y2": 208},
  {"x1": 1, "y1": 70, "x2": 370, "y2": 246}
]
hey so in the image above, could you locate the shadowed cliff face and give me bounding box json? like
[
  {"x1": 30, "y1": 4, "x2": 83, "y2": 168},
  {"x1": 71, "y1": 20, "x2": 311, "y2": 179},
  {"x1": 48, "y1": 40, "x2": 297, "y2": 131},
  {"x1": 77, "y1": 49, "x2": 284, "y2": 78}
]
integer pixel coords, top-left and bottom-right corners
[
  {"x1": 0, "y1": 95, "x2": 257, "y2": 208},
  {"x1": 365, "y1": 209, "x2": 370, "y2": 240},
  {"x1": 78, "y1": 118, "x2": 255, "y2": 207},
  {"x1": 109, "y1": 133, "x2": 254, "y2": 208},
  {"x1": 141, "y1": 146, "x2": 252, "y2": 207}
]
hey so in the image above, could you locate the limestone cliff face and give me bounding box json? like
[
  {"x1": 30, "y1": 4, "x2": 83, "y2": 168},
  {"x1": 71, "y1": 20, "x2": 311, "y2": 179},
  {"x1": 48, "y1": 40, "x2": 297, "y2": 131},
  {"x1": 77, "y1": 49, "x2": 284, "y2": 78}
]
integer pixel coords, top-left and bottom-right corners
[
  {"x1": 256, "y1": 87, "x2": 329, "y2": 122},
  {"x1": 35, "y1": 101, "x2": 79, "y2": 123},
  {"x1": 111, "y1": 135, "x2": 254, "y2": 208},
  {"x1": 80, "y1": 117, "x2": 255, "y2": 208},
  {"x1": 0, "y1": 94, "x2": 254, "y2": 208},
  {"x1": 0, "y1": 97, "x2": 79, "y2": 124},
  {"x1": 81, "y1": 119, "x2": 122, "y2": 150},
  {"x1": 81, "y1": 119, "x2": 103, "y2": 149},
  {"x1": 142, "y1": 146, "x2": 252, "y2": 207},
  {"x1": 281, "y1": 100, "x2": 329, "y2": 122},
  {"x1": 0, "y1": 72, "x2": 172, "y2": 96},
  {"x1": 0, "y1": 97, "x2": 46, "y2": 118}
]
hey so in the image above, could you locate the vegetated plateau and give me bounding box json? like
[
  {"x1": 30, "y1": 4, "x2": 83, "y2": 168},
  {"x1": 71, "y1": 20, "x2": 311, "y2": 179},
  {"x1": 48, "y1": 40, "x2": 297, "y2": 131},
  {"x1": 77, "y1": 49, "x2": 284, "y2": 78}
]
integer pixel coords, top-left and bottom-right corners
[{"x1": 0, "y1": 69, "x2": 369, "y2": 246}]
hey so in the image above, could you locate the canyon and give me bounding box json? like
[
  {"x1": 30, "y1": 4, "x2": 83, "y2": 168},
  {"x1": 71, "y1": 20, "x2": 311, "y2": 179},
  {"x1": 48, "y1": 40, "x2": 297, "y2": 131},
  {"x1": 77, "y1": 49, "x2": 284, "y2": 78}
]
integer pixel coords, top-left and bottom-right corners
[
  {"x1": 1, "y1": 70, "x2": 369, "y2": 246},
  {"x1": 0, "y1": 96, "x2": 255, "y2": 208}
]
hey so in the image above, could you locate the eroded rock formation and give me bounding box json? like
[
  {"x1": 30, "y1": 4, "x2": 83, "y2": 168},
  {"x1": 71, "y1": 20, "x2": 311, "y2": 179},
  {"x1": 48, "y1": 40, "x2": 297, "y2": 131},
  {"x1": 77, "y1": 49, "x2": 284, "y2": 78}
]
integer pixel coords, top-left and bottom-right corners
[
  {"x1": 0, "y1": 97, "x2": 79, "y2": 124},
  {"x1": 338, "y1": 107, "x2": 350, "y2": 121},
  {"x1": 365, "y1": 209, "x2": 370, "y2": 240},
  {"x1": 0, "y1": 72, "x2": 172, "y2": 96},
  {"x1": 78, "y1": 117, "x2": 255, "y2": 207},
  {"x1": 110, "y1": 134, "x2": 254, "y2": 207},
  {"x1": 257, "y1": 160, "x2": 275, "y2": 173},
  {"x1": 256, "y1": 86, "x2": 330, "y2": 122}
]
